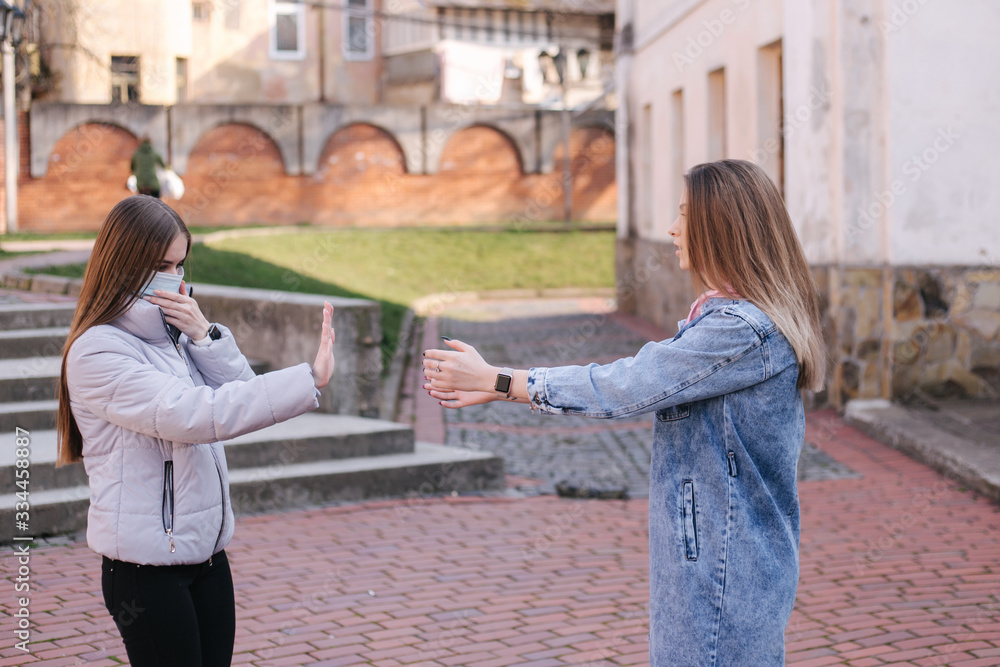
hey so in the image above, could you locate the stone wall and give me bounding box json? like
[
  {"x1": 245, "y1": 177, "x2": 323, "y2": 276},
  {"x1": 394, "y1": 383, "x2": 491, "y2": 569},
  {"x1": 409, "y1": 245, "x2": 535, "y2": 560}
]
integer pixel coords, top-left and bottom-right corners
[
  {"x1": 0, "y1": 271, "x2": 384, "y2": 418},
  {"x1": 891, "y1": 267, "x2": 1000, "y2": 399},
  {"x1": 7, "y1": 104, "x2": 616, "y2": 232},
  {"x1": 614, "y1": 235, "x2": 697, "y2": 339}
]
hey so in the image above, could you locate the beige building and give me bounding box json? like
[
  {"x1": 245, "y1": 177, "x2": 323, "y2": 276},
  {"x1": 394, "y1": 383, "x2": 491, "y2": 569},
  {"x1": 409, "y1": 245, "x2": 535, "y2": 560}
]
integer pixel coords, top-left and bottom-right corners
[
  {"x1": 382, "y1": 0, "x2": 614, "y2": 107},
  {"x1": 36, "y1": 0, "x2": 382, "y2": 105},
  {"x1": 34, "y1": 0, "x2": 613, "y2": 108},
  {"x1": 615, "y1": 0, "x2": 1000, "y2": 405}
]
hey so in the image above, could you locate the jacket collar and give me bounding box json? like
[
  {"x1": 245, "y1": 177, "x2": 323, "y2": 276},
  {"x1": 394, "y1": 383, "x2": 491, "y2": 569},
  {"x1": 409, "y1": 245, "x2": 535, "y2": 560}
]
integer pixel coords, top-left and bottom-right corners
[
  {"x1": 677, "y1": 296, "x2": 734, "y2": 333},
  {"x1": 113, "y1": 297, "x2": 175, "y2": 345}
]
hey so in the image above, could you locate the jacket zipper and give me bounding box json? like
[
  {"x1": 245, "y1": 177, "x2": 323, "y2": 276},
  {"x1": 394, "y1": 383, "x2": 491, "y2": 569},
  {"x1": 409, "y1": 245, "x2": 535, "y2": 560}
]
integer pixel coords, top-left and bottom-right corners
[
  {"x1": 160, "y1": 312, "x2": 188, "y2": 366},
  {"x1": 210, "y1": 447, "x2": 227, "y2": 558},
  {"x1": 162, "y1": 460, "x2": 176, "y2": 553}
]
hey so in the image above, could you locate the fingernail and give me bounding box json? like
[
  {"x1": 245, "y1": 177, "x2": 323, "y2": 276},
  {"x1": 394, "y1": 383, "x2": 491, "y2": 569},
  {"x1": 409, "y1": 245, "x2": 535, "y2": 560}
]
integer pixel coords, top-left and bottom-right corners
[{"x1": 441, "y1": 336, "x2": 452, "y2": 341}]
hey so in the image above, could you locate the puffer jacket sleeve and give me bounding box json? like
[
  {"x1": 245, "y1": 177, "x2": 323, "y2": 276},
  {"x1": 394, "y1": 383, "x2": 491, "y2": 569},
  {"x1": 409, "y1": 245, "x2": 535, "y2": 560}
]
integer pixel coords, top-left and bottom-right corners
[
  {"x1": 183, "y1": 323, "x2": 256, "y2": 388},
  {"x1": 67, "y1": 333, "x2": 320, "y2": 444}
]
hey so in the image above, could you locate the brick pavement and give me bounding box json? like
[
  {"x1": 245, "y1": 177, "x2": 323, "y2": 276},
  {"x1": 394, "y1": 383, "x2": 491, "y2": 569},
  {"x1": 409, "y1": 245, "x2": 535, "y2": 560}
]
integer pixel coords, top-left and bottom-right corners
[
  {"x1": 2, "y1": 298, "x2": 999, "y2": 665},
  {"x1": 2, "y1": 417, "x2": 998, "y2": 666}
]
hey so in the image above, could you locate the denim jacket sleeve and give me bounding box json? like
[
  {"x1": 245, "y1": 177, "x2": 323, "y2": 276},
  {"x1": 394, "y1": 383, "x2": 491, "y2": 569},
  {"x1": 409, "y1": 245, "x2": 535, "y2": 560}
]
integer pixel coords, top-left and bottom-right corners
[{"x1": 526, "y1": 305, "x2": 787, "y2": 418}]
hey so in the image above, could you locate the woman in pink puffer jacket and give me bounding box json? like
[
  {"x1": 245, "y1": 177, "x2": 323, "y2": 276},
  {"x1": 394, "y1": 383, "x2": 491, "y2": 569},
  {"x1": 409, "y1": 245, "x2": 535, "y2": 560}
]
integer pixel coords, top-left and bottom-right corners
[{"x1": 57, "y1": 195, "x2": 336, "y2": 667}]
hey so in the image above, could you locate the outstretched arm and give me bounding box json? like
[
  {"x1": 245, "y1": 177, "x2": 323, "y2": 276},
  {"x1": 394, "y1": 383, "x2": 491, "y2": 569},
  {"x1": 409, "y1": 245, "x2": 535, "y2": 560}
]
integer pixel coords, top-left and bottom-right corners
[
  {"x1": 425, "y1": 310, "x2": 779, "y2": 418},
  {"x1": 422, "y1": 339, "x2": 529, "y2": 409}
]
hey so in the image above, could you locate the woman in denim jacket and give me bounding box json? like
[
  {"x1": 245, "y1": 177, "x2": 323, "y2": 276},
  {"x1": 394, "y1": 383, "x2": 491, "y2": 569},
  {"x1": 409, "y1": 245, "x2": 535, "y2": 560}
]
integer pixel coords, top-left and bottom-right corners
[{"x1": 423, "y1": 160, "x2": 826, "y2": 666}]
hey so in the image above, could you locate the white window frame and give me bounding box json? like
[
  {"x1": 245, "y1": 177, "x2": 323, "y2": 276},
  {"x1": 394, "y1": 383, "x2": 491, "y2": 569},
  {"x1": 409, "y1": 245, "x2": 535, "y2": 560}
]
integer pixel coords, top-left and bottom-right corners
[
  {"x1": 343, "y1": 0, "x2": 374, "y2": 62},
  {"x1": 269, "y1": 1, "x2": 306, "y2": 61}
]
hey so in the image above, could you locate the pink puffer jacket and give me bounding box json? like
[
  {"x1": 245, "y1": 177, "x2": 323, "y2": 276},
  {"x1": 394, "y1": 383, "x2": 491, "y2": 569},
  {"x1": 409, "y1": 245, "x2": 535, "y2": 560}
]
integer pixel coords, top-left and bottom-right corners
[{"x1": 66, "y1": 298, "x2": 320, "y2": 565}]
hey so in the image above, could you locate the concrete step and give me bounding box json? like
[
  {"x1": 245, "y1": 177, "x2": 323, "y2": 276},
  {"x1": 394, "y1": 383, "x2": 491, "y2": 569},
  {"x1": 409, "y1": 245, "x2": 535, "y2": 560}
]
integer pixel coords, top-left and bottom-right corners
[
  {"x1": 0, "y1": 443, "x2": 504, "y2": 542},
  {"x1": 0, "y1": 303, "x2": 77, "y2": 331},
  {"x1": 0, "y1": 400, "x2": 57, "y2": 432},
  {"x1": 0, "y1": 356, "x2": 60, "y2": 402},
  {"x1": 0, "y1": 356, "x2": 269, "y2": 403},
  {"x1": 0, "y1": 327, "x2": 70, "y2": 359},
  {"x1": 0, "y1": 414, "x2": 415, "y2": 493}
]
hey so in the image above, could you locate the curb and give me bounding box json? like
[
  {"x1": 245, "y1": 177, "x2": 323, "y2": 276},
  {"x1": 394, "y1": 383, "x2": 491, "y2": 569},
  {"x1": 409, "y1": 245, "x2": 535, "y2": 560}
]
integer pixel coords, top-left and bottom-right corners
[
  {"x1": 844, "y1": 399, "x2": 1000, "y2": 504},
  {"x1": 412, "y1": 287, "x2": 616, "y2": 317},
  {"x1": 379, "y1": 308, "x2": 417, "y2": 422},
  {"x1": 0, "y1": 269, "x2": 84, "y2": 297}
]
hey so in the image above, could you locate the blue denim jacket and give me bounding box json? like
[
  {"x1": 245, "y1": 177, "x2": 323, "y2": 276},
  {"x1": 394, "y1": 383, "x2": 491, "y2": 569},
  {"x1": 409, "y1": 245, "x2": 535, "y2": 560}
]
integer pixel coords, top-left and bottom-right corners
[{"x1": 527, "y1": 298, "x2": 803, "y2": 666}]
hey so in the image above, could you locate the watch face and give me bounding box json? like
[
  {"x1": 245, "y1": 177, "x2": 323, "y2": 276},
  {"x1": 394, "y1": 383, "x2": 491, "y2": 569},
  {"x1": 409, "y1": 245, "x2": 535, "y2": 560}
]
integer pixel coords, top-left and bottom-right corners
[{"x1": 495, "y1": 374, "x2": 512, "y2": 394}]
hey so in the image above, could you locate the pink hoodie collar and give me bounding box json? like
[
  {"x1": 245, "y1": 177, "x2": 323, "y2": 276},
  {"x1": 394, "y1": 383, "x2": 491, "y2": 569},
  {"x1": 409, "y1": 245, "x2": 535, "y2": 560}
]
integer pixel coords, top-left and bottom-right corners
[{"x1": 683, "y1": 287, "x2": 741, "y2": 326}]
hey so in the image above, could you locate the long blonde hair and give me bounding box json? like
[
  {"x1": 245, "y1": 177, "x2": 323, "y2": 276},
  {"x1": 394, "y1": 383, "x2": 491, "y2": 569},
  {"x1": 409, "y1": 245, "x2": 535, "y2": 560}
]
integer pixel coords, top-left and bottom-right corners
[
  {"x1": 57, "y1": 196, "x2": 191, "y2": 466},
  {"x1": 685, "y1": 160, "x2": 826, "y2": 391}
]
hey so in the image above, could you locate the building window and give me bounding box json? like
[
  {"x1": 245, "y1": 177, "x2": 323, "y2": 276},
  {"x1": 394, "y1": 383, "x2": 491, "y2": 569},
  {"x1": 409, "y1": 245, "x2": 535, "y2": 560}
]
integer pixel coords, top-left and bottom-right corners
[
  {"x1": 671, "y1": 89, "x2": 685, "y2": 214},
  {"x1": 192, "y1": 2, "x2": 211, "y2": 21},
  {"x1": 225, "y1": 0, "x2": 241, "y2": 30},
  {"x1": 270, "y1": 1, "x2": 306, "y2": 60},
  {"x1": 484, "y1": 9, "x2": 494, "y2": 41},
  {"x1": 176, "y1": 58, "x2": 188, "y2": 103},
  {"x1": 111, "y1": 55, "x2": 140, "y2": 103},
  {"x1": 468, "y1": 9, "x2": 478, "y2": 40},
  {"x1": 344, "y1": 0, "x2": 373, "y2": 60},
  {"x1": 640, "y1": 103, "x2": 654, "y2": 233},
  {"x1": 757, "y1": 40, "x2": 784, "y2": 194},
  {"x1": 707, "y1": 68, "x2": 726, "y2": 161}
]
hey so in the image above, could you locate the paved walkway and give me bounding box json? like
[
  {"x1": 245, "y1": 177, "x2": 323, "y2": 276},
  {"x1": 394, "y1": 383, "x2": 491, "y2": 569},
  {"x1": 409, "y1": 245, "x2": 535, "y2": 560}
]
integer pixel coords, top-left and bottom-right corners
[
  {"x1": 2, "y1": 296, "x2": 999, "y2": 666},
  {"x1": 2, "y1": 414, "x2": 999, "y2": 666}
]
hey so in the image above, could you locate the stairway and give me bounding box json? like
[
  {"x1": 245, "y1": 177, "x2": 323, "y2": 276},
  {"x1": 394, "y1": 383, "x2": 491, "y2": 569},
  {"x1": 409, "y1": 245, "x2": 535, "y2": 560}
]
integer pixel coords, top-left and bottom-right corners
[{"x1": 0, "y1": 300, "x2": 504, "y2": 543}]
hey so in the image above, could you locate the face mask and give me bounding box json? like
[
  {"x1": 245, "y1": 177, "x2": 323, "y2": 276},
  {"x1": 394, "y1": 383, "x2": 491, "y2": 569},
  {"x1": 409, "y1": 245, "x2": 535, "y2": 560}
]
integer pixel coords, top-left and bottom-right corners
[{"x1": 141, "y1": 267, "x2": 184, "y2": 297}]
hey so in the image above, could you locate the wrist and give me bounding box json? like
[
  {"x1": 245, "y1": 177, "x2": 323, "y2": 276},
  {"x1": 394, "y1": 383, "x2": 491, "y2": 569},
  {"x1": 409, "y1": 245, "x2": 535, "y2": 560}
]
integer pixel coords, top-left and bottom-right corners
[{"x1": 479, "y1": 366, "x2": 495, "y2": 393}]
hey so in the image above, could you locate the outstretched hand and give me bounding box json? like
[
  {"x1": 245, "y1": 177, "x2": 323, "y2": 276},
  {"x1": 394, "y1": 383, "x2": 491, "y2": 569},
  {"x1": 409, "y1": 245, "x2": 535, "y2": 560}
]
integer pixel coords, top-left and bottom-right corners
[
  {"x1": 312, "y1": 302, "x2": 335, "y2": 389},
  {"x1": 422, "y1": 339, "x2": 497, "y2": 409}
]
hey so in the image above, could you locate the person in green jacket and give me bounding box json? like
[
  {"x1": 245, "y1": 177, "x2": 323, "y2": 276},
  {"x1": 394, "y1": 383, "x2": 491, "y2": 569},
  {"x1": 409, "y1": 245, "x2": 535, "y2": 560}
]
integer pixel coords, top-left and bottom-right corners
[{"x1": 130, "y1": 137, "x2": 165, "y2": 198}]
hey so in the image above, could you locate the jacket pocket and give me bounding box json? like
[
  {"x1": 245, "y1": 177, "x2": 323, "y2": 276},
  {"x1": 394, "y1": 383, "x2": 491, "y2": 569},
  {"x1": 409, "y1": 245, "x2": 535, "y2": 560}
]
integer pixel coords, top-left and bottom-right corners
[
  {"x1": 656, "y1": 403, "x2": 691, "y2": 422},
  {"x1": 682, "y1": 480, "x2": 698, "y2": 561},
  {"x1": 162, "y1": 461, "x2": 176, "y2": 553}
]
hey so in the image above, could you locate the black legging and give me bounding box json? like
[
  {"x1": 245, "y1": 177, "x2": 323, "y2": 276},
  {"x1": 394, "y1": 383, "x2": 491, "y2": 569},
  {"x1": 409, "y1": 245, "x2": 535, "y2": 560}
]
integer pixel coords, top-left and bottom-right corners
[{"x1": 101, "y1": 550, "x2": 235, "y2": 667}]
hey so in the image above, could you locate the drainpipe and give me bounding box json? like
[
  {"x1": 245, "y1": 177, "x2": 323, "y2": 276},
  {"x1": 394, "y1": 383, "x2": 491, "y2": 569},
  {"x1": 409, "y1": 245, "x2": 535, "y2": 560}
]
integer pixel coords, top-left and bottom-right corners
[{"x1": 318, "y1": 3, "x2": 326, "y2": 102}]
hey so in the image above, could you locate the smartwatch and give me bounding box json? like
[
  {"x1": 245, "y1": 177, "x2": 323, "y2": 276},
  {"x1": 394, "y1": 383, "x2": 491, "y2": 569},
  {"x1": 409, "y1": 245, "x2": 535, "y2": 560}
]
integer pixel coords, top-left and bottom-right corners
[
  {"x1": 494, "y1": 367, "x2": 514, "y2": 399},
  {"x1": 207, "y1": 323, "x2": 222, "y2": 341}
]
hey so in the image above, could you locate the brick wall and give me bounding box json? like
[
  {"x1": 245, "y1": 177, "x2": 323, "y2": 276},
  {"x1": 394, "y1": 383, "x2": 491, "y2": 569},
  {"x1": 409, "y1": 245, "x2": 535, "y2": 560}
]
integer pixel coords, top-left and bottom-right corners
[
  {"x1": 18, "y1": 122, "x2": 138, "y2": 233},
  {"x1": 11, "y1": 121, "x2": 617, "y2": 231}
]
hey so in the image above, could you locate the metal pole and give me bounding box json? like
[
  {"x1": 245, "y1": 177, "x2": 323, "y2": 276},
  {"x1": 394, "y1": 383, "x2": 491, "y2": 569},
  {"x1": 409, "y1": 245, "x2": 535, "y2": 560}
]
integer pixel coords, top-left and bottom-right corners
[
  {"x1": 561, "y1": 102, "x2": 572, "y2": 225},
  {"x1": 2, "y1": 38, "x2": 17, "y2": 233}
]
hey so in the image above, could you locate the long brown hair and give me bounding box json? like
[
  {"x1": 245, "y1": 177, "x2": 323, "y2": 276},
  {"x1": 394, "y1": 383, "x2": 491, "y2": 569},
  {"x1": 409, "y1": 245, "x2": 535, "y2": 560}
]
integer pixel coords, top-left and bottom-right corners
[
  {"x1": 685, "y1": 160, "x2": 826, "y2": 391},
  {"x1": 56, "y1": 196, "x2": 191, "y2": 466}
]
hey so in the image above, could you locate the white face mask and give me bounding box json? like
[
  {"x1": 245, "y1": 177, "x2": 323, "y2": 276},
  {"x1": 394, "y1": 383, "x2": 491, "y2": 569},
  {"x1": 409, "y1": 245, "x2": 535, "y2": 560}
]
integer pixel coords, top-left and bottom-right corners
[{"x1": 141, "y1": 266, "x2": 184, "y2": 297}]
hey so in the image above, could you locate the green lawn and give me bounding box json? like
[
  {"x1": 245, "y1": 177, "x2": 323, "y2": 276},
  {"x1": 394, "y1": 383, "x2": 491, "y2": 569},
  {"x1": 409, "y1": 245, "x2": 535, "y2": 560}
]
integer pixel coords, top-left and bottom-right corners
[{"x1": 24, "y1": 228, "x2": 616, "y2": 369}]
